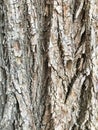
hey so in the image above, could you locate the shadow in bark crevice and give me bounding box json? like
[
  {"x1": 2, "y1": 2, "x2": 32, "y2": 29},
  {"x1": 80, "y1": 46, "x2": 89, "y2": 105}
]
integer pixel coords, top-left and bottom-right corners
[
  {"x1": 33, "y1": 0, "x2": 54, "y2": 129},
  {"x1": 77, "y1": 74, "x2": 93, "y2": 129}
]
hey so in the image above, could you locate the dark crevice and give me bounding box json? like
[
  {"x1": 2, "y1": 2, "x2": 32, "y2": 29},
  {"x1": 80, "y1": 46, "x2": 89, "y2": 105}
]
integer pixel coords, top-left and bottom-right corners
[
  {"x1": 50, "y1": 63, "x2": 67, "y2": 97},
  {"x1": 1, "y1": 1, "x2": 9, "y2": 69},
  {"x1": 76, "y1": 53, "x2": 86, "y2": 74},
  {"x1": 23, "y1": 1, "x2": 35, "y2": 113},
  {"x1": 0, "y1": 1, "x2": 9, "y2": 121},
  {"x1": 34, "y1": 0, "x2": 54, "y2": 129},
  {"x1": 29, "y1": 78, "x2": 33, "y2": 109},
  {"x1": 1, "y1": 94, "x2": 7, "y2": 119},
  {"x1": 50, "y1": 63, "x2": 66, "y2": 80},
  {"x1": 77, "y1": 74, "x2": 92, "y2": 128},
  {"x1": 57, "y1": 17, "x2": 65, "y2": 70},
  {"x1": 36, "y1": 68, "x2": 51, "y2": 129},
  {"x1": 77, "y1": 79, "x2": 87, "y2": 126},
  {"x1": 76, "y1": 58, "x2": 81, "y2": 70},
  {"x1": 39, "y1": 90, "x2": 53, "y2": 129},
  {"x1": 12, "y1": 82, "x2": 21, "y2": 94},
  {"x1": 15, "y1": 95, "x2": 21, "y2": 119},
  {"x1": 80, "y1": 2, "x2": 85, "y2": 22},
  {"x1": 75, "y1": 29, "x2": 86, "y2": 54},
  {"x1": 71, "y1": 124, "x2": 77, "y2": 130},
  {"x1": 13, "y1": 93, "x2": 23, "y2": 130},
  {"x1": 74, "y1": 0, "x2": 86, "y2": 55},
  {"x1": 76, "y1": 0, "x2": 92, "y2": 128},
  {"x1": 12, "y1": 120, "x2": 15, "y2": 130},
  {"x1": 79, "y1": 26, "x2": 86, "y2": 43},
  {"x1": 72, "y1": 0, "x2": 81, "y2": 22},
  {"x1": 62, "y1": 0, "x2": 64, "y2": 22},
  {"x1": 65, "y1": 73, "x2": 79, "y2": 103}
]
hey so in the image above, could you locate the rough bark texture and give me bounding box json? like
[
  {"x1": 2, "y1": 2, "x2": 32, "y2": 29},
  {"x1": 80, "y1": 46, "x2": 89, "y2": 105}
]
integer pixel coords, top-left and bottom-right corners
[{"x1": 0, "y1": 0, "x2": 98, "y2": 130}]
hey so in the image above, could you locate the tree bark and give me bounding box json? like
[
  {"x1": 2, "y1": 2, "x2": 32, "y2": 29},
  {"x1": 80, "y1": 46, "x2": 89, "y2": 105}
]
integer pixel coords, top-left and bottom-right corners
[{"x1": 0, "y1": 0, "x2": 98, "y2": 130}]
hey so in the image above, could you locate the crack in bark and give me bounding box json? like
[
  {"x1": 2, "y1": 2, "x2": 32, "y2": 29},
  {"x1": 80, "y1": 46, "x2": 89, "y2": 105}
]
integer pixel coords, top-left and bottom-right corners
[
  {"x1": 57, "y1": 16, "x2": 65, "y2": 71},
  {"x1": 72, "y1": 0, "x2": 80, "y2": 22},
  {"x1": 33, "y1": 0, "x2": 54, "y2": 129},
  {"x1": 65, "y1": 73, "x2": 79, "y2": 103},
  {"x1": 0, "y1": 1, "x2": 8, "y2": 122},
  {"x1": 71, "y1": 124, "x2": 77, "y2": 130},
  {"x1": 76, "y1": 53, "x2": 86, "y2": 74},
  {"x1": 50, "y1": 63, "x2": 67, "y2": 100},
  {"x1": 13, "y1": 93, "x2": 23, "y2": 130},
  {"x1": 23, "y1": 1, "x2": 35, "y2": 113},
  {"x1": 76, "y1": 1, "x2": 92, "y2": 129},
  {"x1": 75, "y1": 29, "x2": 86, "y2": 55},
  {"x1": 77, "y1": 74, "x2": 92, "y2": 129}
]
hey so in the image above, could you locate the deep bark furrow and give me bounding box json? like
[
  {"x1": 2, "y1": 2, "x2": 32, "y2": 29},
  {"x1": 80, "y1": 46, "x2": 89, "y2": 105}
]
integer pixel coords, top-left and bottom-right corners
[
  {"x1": 34, "y1": 0, "x2": 54, "y2": 129},
  {"x1": 0, "y1": 0, "x2": 9, "y2": 123},
  {"x1": 77, "y1": 75, "x2": 93, "y2": 129},
  {"x1": 57, "y1": 17, "x2": 65, "y2": 71},
  {"x1": 65, "y1": 73, "x2": 78, "y2": 103}
]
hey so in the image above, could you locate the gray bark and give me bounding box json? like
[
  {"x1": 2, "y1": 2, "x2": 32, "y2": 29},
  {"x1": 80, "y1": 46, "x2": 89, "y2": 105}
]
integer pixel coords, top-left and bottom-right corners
[{"x1": 0, "y1": 0, "x2": 98, "y2": 130}]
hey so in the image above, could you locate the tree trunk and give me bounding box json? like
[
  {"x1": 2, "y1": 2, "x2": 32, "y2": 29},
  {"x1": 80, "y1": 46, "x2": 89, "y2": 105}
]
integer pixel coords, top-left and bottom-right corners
[{"x1": 0, "y1": 0, "x2": 98, "y2": 130}]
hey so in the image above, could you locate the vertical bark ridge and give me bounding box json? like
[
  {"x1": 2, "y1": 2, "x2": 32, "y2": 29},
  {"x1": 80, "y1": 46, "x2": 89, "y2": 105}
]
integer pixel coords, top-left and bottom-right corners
[
  {"x1": 71, "y1": 0, "x2": 92, "y2": 129},
  {"x1": 91, "y1": 0, "x2": 98, "y2": 128},
  {"x1": 0, "y1": 0, "x2": 37, "y2": 129},
  {"x1": 49, "y1": 0, "x2": 93, "y2": 129}
]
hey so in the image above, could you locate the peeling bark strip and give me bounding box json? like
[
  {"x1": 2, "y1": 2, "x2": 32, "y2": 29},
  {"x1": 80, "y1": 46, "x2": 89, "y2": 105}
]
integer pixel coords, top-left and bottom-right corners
[{"x1": 0, "y1": 0, "x2": 98, "y2": 130}]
